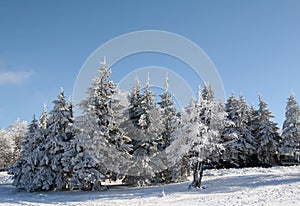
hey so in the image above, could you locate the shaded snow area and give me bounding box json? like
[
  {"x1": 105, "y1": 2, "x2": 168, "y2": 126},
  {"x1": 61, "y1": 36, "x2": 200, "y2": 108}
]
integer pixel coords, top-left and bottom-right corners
[{"x1": 1, "y1": 166, "x2": 299, "y2": 206}]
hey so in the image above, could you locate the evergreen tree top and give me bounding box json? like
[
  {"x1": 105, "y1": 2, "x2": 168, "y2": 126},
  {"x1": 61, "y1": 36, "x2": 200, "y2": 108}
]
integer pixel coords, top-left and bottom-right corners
[
  {"x1": 129, "y1": 77, "x2": 142, "y2": 108},
  {"x1": 28, "y1": 115, "x2": 38, "y2": 133},
  {"x1": 142, "y1": 74, "x2": 155, "y2": 109},
  {"x1": 258, "y1": 95, "x2": 274, "y2": 120},
  {"x1": 201, "y1": 83, "x2": 214, "y2": 101},
  {"x1": 95, "y1": 56, "x2": 111, "y2": 80},
  {"x1": 164, "y1": 72, "x2": 169, "y2": 91},
  {"x1": 285, "y1": 94, "x2": 299, "y2": 116},
  {"x1": 39, "y1": 103, "x2": 48, "y2": 129},
  {"x1": 283, "y1": 93, "x2": 300, "y2": 130}
]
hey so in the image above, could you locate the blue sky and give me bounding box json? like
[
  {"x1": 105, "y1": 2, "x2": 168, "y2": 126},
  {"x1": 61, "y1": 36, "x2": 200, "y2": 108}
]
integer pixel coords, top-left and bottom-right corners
[{"x1": 0, "y1": 0, "x2": 299, "y2": 128}]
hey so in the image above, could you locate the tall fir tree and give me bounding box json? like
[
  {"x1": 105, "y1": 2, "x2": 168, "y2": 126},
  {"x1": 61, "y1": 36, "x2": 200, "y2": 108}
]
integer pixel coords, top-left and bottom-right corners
[
  {"x1": 121, "y1": 78, "x2": 145, "y2": 143},
  {"x1": 9, "y1": 104, "x2": 52, "y2": 192},
  {"x1": 29, "y1": 105, "x2": 55, "y2": 191},
  {"x1": 9, "y1": 116, "x2": 38, "y2": 190},
  {"x1": 122, "y1": 75, "x2": 165, "y2": 186},
  {"x1": 155, "y1": 73, "x2": 180, "y2": 183},
  {"x1": 10, "y1": 95, "x2": 75, "y2": 191},
  {"x1": 44, "y1": 89, "x2": 75, "y2": 190},
  {"x1": 70, "y1": 57, "x2": 130, "y2": 190},
  {"x1": 281, "y1": 94, "x2": 300, "y2": 159},
  {"x1": 222, "y1": 93, "x2": 256, "y2": 167},
  {"x1": 158, "y1": 73, "x2": 179, "y2": 150},
  {"x1": 236, "y1": 95, "x2": 257, "y2": 166},
  {"x1": 252, "y1": 95, "x2": 281, "y2": 165}
]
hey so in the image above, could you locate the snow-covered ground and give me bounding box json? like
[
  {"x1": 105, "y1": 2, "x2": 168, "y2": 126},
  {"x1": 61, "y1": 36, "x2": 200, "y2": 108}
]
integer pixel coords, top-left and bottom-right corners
[{"x1": 0, "y1": 166, "x2": 299, "y2": 206}]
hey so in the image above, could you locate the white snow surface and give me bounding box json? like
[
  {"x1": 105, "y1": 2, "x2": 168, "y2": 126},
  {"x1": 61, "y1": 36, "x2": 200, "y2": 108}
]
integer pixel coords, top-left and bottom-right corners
[{"x1": 0, "y1": 166, "x2": 299, "y2": 206}]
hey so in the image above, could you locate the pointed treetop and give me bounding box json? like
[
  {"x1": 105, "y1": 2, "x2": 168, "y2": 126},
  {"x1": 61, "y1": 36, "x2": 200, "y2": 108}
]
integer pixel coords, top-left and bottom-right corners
[
  {"x1": 96, "y1": 56, "x2": 112, "y2": 78},
  {"x1": 190, "y1": 97, "x2": 196, "y2": 107},
  {"x1": 290, "y1": 91, "x2": 295, "y2": 100},
  {"x1": 134, "y1": 76, "x2": 141, "y2": 90},
  {"x1": 258, "y1": 94, "x2": 266, "y2": 107},
  {"x1": 100, "y1": 56, "x2": 109, "y2": 69},
  {"x1": 202, "y1": 82, "x2": 214, "y2": 101},
  {"x1": 43, "y1": 103, "x2": 47, "y2": 114},
  {"x1": 135, "y1": 75, "x2": 140, "y2": 84},
  {"x1": 228, "y1": 90, "x2": 235, "y2": 99},
  {"x1": 238, "y1": 95, "x2": 246, "y2": 103},
  {"x1": 197, "y1": 85, "x2": 202, "y2": 101},
  {"x1": 258, "y1": 93, "x2": 263, "y2": 101},
  {"x1": 146, "y1": 72, "x2": 150, "y2": 87},
  {"x1": 231, "y1": 90, "x2": 235, "y2": 97},
  {"x1": 239, "y1": 91, "x2": 244, "y2": 97},
  {"x1": 59, "y1": 87, "x2": 65, "y2": 99},
  {"x1": 39, "y1": 103, "x2": 48, "y2": 129},
  {"x1": 164, "y1": 72, "x2": 169, "y2": 91},
  {"x1": 29, "y1": 114, "x2": 38, "y2": 126}
]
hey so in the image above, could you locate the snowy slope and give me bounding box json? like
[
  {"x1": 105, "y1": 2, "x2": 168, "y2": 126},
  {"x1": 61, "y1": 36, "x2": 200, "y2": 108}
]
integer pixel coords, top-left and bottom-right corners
[{"x1": 0, "y1": 166, "x2": 299, "y2": 206}]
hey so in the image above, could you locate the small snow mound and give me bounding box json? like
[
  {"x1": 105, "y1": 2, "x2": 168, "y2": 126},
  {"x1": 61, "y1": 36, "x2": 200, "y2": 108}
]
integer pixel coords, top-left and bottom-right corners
[
  {"x1": 0, "y1": 172, "x2": 12, "y2": 184},
  {"x1": 39, "y1": 193, "x2": 47, "y2": 198},
  {"x1": 161, "y1": 189, "x2": 166, "y2": 197}
]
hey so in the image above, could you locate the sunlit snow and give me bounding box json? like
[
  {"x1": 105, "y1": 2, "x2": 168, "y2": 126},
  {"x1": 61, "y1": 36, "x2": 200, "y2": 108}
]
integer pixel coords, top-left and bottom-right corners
[{"x1": 1, "y1": 166, "x2": 299, "y2": 206}]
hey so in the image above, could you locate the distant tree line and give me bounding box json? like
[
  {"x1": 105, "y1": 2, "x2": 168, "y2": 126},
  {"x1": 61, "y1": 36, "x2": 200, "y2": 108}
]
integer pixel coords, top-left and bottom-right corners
[
  {"x1": 1, "y1": 59, "x2": 299, "y2": 191},
  {"x1": 0, "y1": 119, "x2": 27, "y2": 171}
]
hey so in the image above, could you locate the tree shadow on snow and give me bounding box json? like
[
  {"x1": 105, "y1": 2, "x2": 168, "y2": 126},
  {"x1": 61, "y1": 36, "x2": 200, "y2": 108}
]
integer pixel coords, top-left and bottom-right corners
[
  {"x1": 0, "y1": 172, "x2": 299, "y2": 205},
  {"x1": 200, "y1": 173, "x2": 300, "y2": 194}
]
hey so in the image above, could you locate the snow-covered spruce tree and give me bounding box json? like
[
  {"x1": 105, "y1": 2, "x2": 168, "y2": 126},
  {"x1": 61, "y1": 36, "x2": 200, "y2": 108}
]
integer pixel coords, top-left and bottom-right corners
[
  {"x1": 198, "y1": 84, "x2": 229, "y2": 140},
  {"x1": 158, "y1": 73, "x2": 178, "y2": 150},
  {"x1": 111, "y1": 88, "x2": 132, "y2": 154},
  {"x1": 120, "y1": 78, "x2": 145, "y2": 142},
  {"x1": 8, "y1": 116, "x2": 38, "y2": 189},
  {"x1": 252, "y1": 95, "x2": 281, "y2": 166},
  {"x1": 156, "y1": 73, "x2": 180, "y2": 183},
  {"x1": 222, "y1": 93, "x2": 256, "y2": 167},
  {"x1": 70, "y1": 58, "x2": 130, "y2": 191},
  {"x1": 127, "y1": 78, "x2": 143, "y2": 126},
  {"x1": 43, "y1": 89, "x2": 75, "y2": 190},
  {"x1": 281, "y1": 94, "x2": 300, "y2": 159},
  {"x1": 167, "y1": 85, "x2": 227, "y2": 188},
  {"x1": 9, "y1": 104, "x2": 53, "y2": 192},
  {"x1": 121, "y1": 75, "x2": 165, "y2": 186},
  {"x1": 246, "y1": 103, "x2": 264, "y2": 166},
  {"x1": 221, "y1": 93, "x2": 239, "y2": 167},
  {"x1": 28, "y1": 105, "x2": 56, "y2": 191},
  {"x1": 120, "y1": 78, "x2": 145, "y2": 185},
  {"x1": 236, "y1": 96, "x2": 257, "y2": 166}
]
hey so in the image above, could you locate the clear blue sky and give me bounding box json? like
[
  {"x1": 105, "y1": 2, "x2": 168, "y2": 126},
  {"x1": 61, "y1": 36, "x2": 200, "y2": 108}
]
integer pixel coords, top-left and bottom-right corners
[{"x1": 0, "y1": 0, "x2": 299, "y2": 129}]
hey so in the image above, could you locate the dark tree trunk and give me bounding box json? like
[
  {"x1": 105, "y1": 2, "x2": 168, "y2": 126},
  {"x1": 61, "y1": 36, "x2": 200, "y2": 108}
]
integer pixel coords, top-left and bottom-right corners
[{"x1": 189, "y1": 161, "x2": 203, "y2": 189}]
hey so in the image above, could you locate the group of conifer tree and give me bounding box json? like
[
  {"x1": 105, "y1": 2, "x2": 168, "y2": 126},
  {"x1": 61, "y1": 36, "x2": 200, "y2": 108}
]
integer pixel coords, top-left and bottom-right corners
[{"x1": 8, "y1": 60, "x2": 300, "y2": 191}]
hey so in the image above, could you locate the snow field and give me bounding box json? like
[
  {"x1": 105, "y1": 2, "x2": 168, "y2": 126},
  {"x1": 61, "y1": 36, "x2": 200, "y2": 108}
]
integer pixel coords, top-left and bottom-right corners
[{"x1": 0, "y1": 166, "x2": 299, "y2": 206}]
